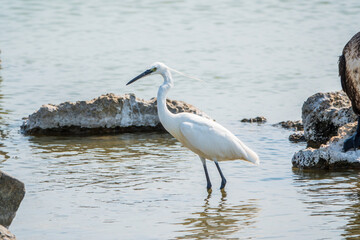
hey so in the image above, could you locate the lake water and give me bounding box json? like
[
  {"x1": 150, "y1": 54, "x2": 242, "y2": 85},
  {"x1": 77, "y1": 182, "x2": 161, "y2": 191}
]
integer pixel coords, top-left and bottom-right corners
[{"x1": 1, "y1": 0, "x2": 360, "y2": 239}]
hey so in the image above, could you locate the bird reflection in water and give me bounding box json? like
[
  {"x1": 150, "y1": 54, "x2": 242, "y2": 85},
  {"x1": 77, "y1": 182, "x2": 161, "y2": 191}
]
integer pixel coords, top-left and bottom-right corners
[{"x1": 176, "y1": 190, "x2": 259, "y2": 239}]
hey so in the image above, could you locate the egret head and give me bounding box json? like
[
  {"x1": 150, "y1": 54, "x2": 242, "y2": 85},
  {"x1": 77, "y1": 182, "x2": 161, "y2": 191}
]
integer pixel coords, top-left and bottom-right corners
[{"x1": 126, "y1": 62, "x2": 168, "y2": 86}]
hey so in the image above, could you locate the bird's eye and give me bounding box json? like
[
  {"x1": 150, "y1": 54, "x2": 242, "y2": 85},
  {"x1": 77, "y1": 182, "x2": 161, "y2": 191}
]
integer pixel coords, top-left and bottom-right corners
[{"x1": 152, "y1": 67, "x2": 157, "y2": 72}]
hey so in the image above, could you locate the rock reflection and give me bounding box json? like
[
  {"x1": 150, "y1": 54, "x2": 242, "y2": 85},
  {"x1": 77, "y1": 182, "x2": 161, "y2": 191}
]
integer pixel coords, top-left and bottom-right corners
[
  {"x1": 176, "y1": 190, "x2": 259, "y2": 239},
  {"x1": 292, "y1": 169, "x2": 360, "y2": 239},
  {"x1": 26, "y1": 132, "x2": 188, "y2": 191},
  {"x1": 28, "y1": 132, "x2": 177, "y2": 158},
  {"x1": 0, "y1": 75, "x2": 10, "y2": 162}
]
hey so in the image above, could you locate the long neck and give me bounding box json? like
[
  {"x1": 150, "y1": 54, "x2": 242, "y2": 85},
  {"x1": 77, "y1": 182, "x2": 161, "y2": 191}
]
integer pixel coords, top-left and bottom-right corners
[{"x1": 157, "y1": 70, "x2": 174, "y2": 127}]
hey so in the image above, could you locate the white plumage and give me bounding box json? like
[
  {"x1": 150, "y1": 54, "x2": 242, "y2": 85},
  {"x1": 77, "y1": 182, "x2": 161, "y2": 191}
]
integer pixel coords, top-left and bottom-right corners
[{"x1": 127, "y1": 62, "x2": 259, "y2": 190}]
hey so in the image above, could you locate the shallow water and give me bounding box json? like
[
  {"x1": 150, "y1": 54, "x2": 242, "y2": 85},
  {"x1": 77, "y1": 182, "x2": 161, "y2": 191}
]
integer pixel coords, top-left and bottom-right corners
[{"x1": 1, "y1": 0, "x2": 360, "y2": 239}]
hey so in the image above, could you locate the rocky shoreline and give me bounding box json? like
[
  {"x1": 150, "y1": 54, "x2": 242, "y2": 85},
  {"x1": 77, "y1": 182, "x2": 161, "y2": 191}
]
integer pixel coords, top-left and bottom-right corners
[{"x1": 20, "y1": 92, "x2": 360, "y2": 170}]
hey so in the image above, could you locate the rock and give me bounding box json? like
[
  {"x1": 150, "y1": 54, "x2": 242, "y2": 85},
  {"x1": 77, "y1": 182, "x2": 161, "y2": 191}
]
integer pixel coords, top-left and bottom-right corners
[
  {"x1": 292, "y1": 122, "x2": 360, "y2": 169},
  {"x1": 240, "y1": 116, "x2": 267, "y2": 123},
  {"x1": 273, "y1": 120, "x2": 303, "y2": 131},
  {"x1": 272, "y1": 120, "x2": 304, "y2": 142},
  {"x1": 292, "y1": 91, "x2": 360, "y2": 169},
  {"x1": 21, "y1": 93, "x2": 212, "y2": 135},
  {"x1": 289, "y1": 131, "x2": 306, "y2": 142},
  {"x1": 0, "y1": 225, "x2": 16, "y2": 240},
  {"x1": 0, "y1": 171, "x2": 25, "y2": 228},
  {"x1": 302, "y1": 91, "x2": 356, "y2": 148}
]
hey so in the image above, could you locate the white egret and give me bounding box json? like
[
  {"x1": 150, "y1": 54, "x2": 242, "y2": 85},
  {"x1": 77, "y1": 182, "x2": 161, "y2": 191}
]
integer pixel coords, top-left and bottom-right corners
[{"x1": 126, "y1": 62, "x2": 259, "y2": 190}]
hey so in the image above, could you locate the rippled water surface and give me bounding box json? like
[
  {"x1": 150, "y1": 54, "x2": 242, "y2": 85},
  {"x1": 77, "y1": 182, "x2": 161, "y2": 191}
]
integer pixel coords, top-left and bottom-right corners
[{"x1": 1, "y1": 0, "x2": 360, "y2": 239}]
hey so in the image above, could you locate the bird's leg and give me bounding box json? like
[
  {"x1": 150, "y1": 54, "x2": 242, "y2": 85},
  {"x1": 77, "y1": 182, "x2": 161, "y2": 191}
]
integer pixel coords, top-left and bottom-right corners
[
  {"x1": 343, "y1": 116, "x2": 360, "y2": 152},
  {"x1": 200, "y1": 156, "x2": 212, "y2": 190},
  {"x1": 214, "y1": 159, "x2": 227, "y2": 189}
]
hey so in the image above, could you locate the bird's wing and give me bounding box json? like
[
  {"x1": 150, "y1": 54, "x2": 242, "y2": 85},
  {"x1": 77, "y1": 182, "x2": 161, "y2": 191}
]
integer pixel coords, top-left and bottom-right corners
[
  {"x1": 339, "y1": 54, "x2": 348, "y2": 93},
  {"x1": 178, "y1": 117, "x2": 249, "y2": 161}
]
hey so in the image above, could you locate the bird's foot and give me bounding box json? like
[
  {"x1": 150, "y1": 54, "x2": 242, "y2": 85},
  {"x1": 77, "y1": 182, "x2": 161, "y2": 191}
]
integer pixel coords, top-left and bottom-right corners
[
  {"x1": 343, "y1": 133, "x2": 360, "y2": 152},
  {"x1": 220, "y1": 188, "x2": 227, "y2": 198},
  {"x1": 206, "y1": 183, "x2": 212, "y2": 191},
  {"x1": 220, "y1": 179, "x2": 227, "y2": 190}
]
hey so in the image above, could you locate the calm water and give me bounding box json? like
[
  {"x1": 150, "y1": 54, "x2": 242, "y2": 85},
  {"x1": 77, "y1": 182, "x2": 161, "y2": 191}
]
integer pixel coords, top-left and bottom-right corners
[{"x1": 1, "y1": 0, "x2": 360, "y2": 239}]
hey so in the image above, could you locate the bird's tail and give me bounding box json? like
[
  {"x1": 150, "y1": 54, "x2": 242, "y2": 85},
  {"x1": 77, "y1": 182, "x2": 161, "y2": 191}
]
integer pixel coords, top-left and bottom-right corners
[
  {"x1": 244, "y1": 145, "x2": 260, "y2": 165},
  {"x1": 237, "y1": 140, "x2": 260, "y2": 165}
]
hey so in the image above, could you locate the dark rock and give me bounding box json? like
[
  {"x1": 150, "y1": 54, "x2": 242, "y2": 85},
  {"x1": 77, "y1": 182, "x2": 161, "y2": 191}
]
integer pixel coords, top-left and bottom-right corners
[
  {"x1": 0, "y1": 225, "x2": 16, "y2": 240},
  {"x1": 21, "y1": 93, "x2": 212, "y2": 135},
  {"x1": 0, "y1": 171, "x2": 25, "y2": 228},
  {"x1": 273, "y1": 120, "x2": 303, "y2": 131},
  {"x1": 289, "y1": 131, "x2": 306, "y2": 142},
  {"x1": 302, "y1": 91, "x2": 356, "y2": 148},
  {"x1": 240, "y1": 116, "x2": 267, "y2": 123}
]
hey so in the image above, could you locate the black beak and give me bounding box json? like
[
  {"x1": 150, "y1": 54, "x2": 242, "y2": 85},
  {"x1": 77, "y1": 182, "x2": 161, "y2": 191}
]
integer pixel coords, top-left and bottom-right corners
[{"x1": 126, "y1": 69, "x2": 153, "y2": 86}]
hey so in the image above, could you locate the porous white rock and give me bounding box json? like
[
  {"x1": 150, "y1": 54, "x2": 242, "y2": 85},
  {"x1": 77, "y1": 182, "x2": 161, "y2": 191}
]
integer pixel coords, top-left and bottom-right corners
[
  {"x1": 292, "y1": 122, "x2": 360, "y2": 169},
  {"x1": 302, "y1": 91, "x2": 356, "y2": 147},
  {"x1": 21, "y1": 93, "x2": 212, "y2": 135}
]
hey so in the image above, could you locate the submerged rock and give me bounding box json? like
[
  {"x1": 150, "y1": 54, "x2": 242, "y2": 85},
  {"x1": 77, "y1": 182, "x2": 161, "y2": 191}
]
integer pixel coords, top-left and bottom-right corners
[
  {"x1": 273, "y1": 120, "x2": 303, "y2": 131},
  {"x1": 21, "y1": 93, "x2": 212, "y2": 135},
  {"x1": 292, "y1": 122, "x2": 360, "y2": 169},
  {"x1": 240, "y1": 116, "x2": 267, "y2": 123},
  {"x1": 0, "y1": 171, "x2": 25, "y2": 228},
  {"x1": 289, "y1": 131, "x2": 306, "y2": 142},
  {"x1": 0, "y1": 225, "x2": 16, "y2": 240},
  {"x1": 272, "y1": 120, "x2": 305, "y2": 142},
  {"x1": 302, "y1": 91, "x2": 356, "y2": 148}
]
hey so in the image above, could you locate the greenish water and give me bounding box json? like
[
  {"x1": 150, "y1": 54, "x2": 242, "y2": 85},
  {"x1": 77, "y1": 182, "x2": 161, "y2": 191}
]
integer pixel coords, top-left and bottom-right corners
[{"x1": 1, "y1": 0, "x2": 360, "y2": 239}]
